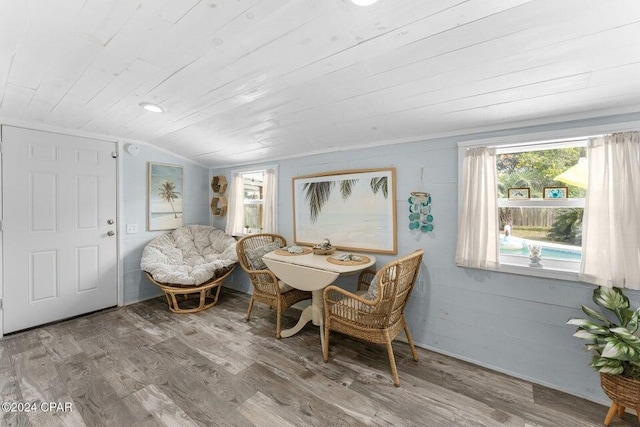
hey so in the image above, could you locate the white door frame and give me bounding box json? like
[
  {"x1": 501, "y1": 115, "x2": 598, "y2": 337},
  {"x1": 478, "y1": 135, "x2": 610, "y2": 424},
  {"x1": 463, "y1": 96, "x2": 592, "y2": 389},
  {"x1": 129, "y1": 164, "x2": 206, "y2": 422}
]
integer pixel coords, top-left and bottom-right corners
[
  {"x1": 0, "y1": 123, "x2": 125, "y2": 338},
  {"x1": 116, "y1": 140, "x2": 125, "y2": 308}
]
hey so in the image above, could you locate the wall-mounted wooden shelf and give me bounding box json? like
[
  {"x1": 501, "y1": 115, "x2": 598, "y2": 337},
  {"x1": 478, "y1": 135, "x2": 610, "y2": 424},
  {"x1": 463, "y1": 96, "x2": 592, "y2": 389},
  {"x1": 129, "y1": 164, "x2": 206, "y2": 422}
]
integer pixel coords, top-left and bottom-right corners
[
  {"x1": 211, "y1": 196, "x2": 227, "y2": 216},
  {"x1": 211, "y1": 175, "x2": 228, "y2": 193}
]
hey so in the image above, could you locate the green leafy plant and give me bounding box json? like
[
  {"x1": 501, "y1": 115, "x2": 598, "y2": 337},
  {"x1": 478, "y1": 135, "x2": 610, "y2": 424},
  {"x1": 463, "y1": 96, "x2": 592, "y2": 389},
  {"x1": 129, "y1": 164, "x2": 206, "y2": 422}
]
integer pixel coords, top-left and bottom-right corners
[
  {"x1": 568, "y1": 286, "x2": 640, "y2": 379},
  {"x1": 547, "y1": 208, "x2": 583, "y2": 245}
]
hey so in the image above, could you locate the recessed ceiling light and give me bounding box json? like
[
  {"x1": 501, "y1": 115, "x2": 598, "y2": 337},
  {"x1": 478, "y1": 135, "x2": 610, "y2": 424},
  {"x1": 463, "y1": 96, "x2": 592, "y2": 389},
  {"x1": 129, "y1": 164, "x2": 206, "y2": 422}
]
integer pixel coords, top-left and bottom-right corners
[
  {"x1": 351, "y1": 0, "x2": 379, "y2": 5},
  {"x1": 139, "y1": 102, "x2": 165, "y2": 113}
]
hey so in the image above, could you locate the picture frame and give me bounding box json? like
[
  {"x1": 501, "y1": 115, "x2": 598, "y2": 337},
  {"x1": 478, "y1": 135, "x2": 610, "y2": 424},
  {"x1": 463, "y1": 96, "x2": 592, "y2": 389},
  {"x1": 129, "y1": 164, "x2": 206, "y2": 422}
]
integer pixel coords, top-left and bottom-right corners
[
  {"x1": 508, "y1": 187, "x2": 530, "y2": 199},
  {"x1": 292, "y1": 168, "x2": 397, "y2": 254},
  {"x1": 147, "y1": 162, "x2": 184, "y2": 231},
  {"x1": 543, "y1": 186, "x2": 568, "y2": 199}
]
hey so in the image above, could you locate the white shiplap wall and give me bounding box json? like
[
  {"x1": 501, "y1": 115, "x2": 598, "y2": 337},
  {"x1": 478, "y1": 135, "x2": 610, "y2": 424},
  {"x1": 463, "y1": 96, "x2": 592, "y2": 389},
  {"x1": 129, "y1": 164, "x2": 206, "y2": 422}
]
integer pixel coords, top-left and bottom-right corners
[{"x1": 211, "y1": 112, "x2": 640, "y2": 404}]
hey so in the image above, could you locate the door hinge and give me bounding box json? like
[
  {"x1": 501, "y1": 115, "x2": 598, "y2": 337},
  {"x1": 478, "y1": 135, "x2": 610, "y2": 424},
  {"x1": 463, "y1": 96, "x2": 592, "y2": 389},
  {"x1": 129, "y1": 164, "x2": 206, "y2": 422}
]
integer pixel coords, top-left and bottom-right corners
[
  {"x1": 0, "y1": 299, "x2": 3, "y2": 310},
  {"x1": 0, "y1": 220, "x2": 3, "y2": 231}
]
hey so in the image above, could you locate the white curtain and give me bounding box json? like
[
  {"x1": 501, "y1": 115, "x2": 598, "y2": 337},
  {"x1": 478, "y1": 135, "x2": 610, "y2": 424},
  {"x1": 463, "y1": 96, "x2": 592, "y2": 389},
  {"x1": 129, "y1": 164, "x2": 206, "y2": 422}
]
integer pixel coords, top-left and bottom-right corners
[
  {"x1": 455, "y1": 147, "x2": 500, "y2": 269},
  {"x1": 262, "y1": 168, "x2": 277, "y2": 233},
  {"x1": 580, "y1": 132, "x2": 640, "y2": 289},
  {"x1": 225, "y1": 172, "x2": 245, "y2": 236}
]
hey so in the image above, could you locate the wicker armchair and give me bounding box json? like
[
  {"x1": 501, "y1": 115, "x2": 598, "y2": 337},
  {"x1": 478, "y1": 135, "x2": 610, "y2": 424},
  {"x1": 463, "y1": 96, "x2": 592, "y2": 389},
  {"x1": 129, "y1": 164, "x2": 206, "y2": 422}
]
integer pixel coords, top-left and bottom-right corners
[
  {"x1": 236, "y1": 233, "x2": 312, "y2": 338},
  {"x1": 323, "y1": 249, "x2": 424, "y2": 386}
]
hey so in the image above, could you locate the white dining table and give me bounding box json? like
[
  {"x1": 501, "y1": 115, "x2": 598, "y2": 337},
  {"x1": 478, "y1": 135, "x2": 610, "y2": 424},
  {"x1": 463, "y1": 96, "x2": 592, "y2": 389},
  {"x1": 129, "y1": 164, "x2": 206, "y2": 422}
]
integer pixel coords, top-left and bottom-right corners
[{"x1": 262, "y1": 249, "x2": 376, "y2": 349}]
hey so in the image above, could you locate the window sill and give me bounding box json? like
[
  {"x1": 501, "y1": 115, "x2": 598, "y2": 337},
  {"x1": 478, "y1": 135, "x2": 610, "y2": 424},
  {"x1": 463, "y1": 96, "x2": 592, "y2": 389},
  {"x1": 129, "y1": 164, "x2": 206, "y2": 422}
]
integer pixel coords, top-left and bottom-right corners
[
  {"x1": 498, "y1": 253, "x2": 580, "y2": 281},
  {"x1": 459, "y1": 254, "x2": 582, "y2": 282},
  {"x1": 497, "y1": 263, "x2": 580, "y2": 282}
]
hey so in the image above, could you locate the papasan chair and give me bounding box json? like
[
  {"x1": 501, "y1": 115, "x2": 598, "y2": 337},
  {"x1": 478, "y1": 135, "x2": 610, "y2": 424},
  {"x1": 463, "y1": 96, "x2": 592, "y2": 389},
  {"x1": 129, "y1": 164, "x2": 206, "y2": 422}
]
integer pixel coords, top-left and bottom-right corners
[{"x1": 141, "y1": 225, "x2": 237, "y2": 313}]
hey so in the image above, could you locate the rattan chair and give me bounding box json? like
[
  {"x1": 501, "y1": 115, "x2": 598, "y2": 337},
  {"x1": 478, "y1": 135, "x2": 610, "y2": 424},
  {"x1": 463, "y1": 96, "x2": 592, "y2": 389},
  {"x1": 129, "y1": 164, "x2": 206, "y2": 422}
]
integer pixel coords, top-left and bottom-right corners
[
  {"x1": 236, "y1": 233, "x2": 312, "y2": 338},
  {"x1": 323, "y1": 249, "x2": 424, "y2": 386}
]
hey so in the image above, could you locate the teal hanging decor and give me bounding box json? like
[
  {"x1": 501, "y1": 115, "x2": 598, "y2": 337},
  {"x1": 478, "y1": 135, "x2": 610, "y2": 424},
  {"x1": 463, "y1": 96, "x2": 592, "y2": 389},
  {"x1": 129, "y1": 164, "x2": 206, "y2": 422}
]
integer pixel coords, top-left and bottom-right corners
[
  {"x1": 408, "y1": 168, "x2": 433, "y2": 232},
  {"x1": 408, "y1": 192, "x2": 433, "y2": 232}
]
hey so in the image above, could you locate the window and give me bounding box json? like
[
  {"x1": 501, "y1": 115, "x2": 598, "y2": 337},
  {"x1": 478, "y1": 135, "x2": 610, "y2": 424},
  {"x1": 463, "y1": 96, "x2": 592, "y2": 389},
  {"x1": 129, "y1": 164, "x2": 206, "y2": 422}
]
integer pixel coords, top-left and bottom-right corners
[
  {"x1": 242, "y1": 171, "x2": 265, "y2": 231},
  {"x1": 225, "y1": 166, "x2": 277, "y2": 236},
  {"x1": 496, "y1": 140, "x2": 587, "y2": 272},
  {"x1": 457, "y1": 129, "x2": 640, "y2": 285}
]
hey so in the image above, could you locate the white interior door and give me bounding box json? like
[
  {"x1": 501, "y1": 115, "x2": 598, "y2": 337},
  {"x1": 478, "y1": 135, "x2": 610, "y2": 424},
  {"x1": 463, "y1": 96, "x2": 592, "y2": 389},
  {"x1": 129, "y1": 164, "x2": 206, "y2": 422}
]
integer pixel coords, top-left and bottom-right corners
[{"x1": 2, "y1": 126, "x2": 118, "y2": 333}]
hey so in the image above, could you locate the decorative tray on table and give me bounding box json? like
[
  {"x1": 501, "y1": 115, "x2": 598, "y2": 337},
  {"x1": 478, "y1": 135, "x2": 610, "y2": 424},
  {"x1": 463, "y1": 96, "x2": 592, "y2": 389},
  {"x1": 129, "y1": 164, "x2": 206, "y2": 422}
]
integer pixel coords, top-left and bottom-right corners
[
  {"x1": 327, "y1": 253, "x2": 371, "y2": 266},
  {"x1": 274, "y1": 246, "x2": 313, "y2": 256},
  {"x1": 313, "y1": 238, "x2": 336, "y2": 255},
  {"x1": 312, "y1": 247, "x2": 336, "y2": 255}
]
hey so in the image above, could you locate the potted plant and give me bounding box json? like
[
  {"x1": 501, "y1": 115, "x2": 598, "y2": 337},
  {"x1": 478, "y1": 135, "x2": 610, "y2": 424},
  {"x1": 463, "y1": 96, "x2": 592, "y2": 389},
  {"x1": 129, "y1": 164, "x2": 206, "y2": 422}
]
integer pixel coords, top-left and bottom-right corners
[
  {"x1": 245, "y1": 224, "x2": 250, "y2": 234},
  {"x1": 568, "y1": 286, "x2": 640, "y2": 425}
]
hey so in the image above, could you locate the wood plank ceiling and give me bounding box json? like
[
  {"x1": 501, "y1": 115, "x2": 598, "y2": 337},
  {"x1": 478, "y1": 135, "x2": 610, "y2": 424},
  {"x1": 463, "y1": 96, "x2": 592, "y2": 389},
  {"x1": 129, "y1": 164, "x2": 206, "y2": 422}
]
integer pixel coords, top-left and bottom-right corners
[{"x1": 1, "y1": 0, "x2": 639, "y2": 167}]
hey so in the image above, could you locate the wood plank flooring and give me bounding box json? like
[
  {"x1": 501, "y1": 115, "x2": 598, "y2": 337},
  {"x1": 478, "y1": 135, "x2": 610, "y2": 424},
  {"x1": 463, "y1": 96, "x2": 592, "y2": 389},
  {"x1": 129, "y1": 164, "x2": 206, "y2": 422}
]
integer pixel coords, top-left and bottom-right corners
[{"x1": 1, "y1": 289, "x2": 637, "y2": 427}]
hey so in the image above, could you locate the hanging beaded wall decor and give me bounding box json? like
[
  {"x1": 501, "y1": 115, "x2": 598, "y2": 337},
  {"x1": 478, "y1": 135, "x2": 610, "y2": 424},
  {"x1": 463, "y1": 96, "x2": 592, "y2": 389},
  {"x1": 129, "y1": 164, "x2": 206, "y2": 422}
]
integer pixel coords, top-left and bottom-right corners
[{"x1": 408, "y1": 191, "x2": 433, "y2": 232}]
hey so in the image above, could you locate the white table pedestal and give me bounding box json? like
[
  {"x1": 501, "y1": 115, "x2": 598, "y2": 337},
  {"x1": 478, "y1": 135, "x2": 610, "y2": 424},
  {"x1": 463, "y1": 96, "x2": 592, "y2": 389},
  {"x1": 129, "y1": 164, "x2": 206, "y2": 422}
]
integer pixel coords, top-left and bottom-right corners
[
  {"x1": 263, "y1": 259, "x2": 339, "y2": 347},
  {"x1": 262, "y1": 251, "x2": 375, "y2": 349},
  {"x1": 279, "y1": 289, "x2": 325, "y2": 346}
]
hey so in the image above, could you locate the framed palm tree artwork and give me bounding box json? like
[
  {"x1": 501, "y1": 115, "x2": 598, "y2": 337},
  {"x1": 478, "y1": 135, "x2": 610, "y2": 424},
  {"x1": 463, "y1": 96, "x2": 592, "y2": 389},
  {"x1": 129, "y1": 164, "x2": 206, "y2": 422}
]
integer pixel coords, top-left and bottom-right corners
[
  {"x1": 292, "y1": 168, "x2": 397, "y2": 254},
  {"x1": 147, "y1": 162, "x2": 184, "y2": 231}
]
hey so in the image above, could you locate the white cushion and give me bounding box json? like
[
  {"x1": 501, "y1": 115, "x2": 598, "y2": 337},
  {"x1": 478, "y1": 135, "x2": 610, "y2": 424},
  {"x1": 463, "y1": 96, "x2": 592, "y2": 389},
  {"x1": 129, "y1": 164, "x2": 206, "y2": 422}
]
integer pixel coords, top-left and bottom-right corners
[
  {"x1": 141, "y1": 225, "x2": 237, "y2": 286},
  {"x1": 245, "y1": 241, "x2": 281, "y2": 271},
  {"x1": 364, "y1": 273, "x2": 379, "y2": 301},
  {"x1": 364, "y1": 266, "x2": 397, "y2": 301}
]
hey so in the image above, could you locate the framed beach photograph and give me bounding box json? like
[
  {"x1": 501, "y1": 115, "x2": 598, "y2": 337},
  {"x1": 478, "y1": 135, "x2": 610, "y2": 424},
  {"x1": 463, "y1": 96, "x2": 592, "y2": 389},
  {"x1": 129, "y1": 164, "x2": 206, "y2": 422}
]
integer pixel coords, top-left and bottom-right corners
[
  {"x1": 508, "y1": 187, "x2": 530, "y2": 199},
  {"x1": 543, "y1": 186, "x2": 568, "y2": 199},
  {"x1": 147, "y1": 162, "x2": 184, "y2": 231},
  {"x1": 292, "y1": 168, "x2": 397, "y2": 254}
]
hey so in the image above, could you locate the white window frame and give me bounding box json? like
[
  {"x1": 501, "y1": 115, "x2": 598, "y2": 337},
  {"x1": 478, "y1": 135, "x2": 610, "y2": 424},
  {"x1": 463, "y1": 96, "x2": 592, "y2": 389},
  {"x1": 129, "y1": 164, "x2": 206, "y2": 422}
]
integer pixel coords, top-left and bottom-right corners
[
  {"x1": 242, "y1": 171, "x2": 265, "y2": 231},
  {"x1": 496, "y1": 140, "x2": 586, "y2": 275},
  {"x1": 456, "y1": 118, "x2": 640, "y2": 282},
  {"x1": 230, "y1": 164, "x2": 278, "y2": 234}
]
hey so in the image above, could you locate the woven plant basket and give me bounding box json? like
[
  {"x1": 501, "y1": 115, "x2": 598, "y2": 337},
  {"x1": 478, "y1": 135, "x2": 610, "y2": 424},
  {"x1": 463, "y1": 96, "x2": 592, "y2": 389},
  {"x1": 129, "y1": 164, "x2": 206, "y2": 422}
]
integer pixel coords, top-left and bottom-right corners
[
  {"x1": 600, "y1": 373, "x2": 640, "y2": 425},
  {"x1": 601, "y1": 373, "x2": 640, "y2": 408}
]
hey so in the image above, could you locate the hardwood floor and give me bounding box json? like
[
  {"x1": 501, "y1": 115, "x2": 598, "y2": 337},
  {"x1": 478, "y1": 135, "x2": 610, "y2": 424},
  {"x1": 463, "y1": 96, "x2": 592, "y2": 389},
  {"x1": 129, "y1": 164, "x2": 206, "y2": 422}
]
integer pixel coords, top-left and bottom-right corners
[{"x1": 1, "y1": 289, "x2": 637, "y2": 427}]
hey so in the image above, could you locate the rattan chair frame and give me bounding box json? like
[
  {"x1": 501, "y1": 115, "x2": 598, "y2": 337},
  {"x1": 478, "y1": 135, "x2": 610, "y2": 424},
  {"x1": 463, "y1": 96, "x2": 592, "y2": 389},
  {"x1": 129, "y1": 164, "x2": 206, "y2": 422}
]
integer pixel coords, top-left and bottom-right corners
[
  {"x1": 145, "y1": 266, "x2": 234, "y2": 313},
  {"x1": 323, "y1": 249, "x2": 424, "y2": 386},
  {"x1": 236, "y1": 233, "x2": 312, "y2": 338}
]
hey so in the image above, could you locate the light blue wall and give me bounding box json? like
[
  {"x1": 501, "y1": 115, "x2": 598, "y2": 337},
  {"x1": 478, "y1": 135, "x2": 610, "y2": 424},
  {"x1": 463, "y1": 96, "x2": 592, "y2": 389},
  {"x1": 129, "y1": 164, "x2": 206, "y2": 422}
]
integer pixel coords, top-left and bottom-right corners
[
  {"x1": 122, "y1": 145, "x2": 210, "y2": 304},
  {"x1": 211, "y1": 112, "x2": 640, "y2": 404}
]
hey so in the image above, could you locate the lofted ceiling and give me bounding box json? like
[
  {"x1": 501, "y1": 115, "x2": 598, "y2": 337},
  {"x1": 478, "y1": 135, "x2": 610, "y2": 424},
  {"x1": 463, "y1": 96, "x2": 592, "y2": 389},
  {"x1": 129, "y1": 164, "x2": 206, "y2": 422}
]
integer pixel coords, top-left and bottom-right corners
[{"x1": 1, "y1": 0, "x2": 640, "y2": 167}]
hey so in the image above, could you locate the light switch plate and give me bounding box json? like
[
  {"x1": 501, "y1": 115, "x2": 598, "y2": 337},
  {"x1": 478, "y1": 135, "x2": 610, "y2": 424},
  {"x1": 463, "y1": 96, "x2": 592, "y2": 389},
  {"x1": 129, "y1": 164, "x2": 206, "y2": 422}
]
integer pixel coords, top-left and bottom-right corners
[{"x1": 126, "y1": 224, "x2": 138, "y2": 234}]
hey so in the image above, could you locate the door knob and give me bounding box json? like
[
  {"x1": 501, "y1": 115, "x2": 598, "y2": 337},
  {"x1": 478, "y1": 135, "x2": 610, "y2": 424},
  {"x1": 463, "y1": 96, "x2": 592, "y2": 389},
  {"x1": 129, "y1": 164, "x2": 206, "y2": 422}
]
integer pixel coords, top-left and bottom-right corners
[
  {"x1": 107, "y1": 219, "x2": 114, "y2": 225},
  {"x1": 107, "y1": 231, "x2": 115, "y2": 236}
]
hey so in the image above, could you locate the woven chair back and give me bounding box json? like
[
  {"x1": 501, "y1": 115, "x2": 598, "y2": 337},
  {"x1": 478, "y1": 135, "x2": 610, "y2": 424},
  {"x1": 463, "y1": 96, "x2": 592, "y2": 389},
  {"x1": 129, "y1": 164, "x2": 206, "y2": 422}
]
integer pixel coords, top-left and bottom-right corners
[
  {"x1": 236, "y1": 234, "x2": 287, "y2": 296},
  {"x1": 377, "y1": 249, "x2": 424, "y2": 327},
  {"x1": 236, "y1": 233, "x2": 287, "y2": 272}
]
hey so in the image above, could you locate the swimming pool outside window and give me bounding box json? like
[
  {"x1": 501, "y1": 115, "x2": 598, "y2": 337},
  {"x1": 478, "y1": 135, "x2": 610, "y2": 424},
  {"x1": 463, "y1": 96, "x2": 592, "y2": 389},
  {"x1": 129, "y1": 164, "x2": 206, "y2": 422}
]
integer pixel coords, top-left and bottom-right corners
[{"x1": 496, "y1": 140, "x2": 587, "y2": 272}]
